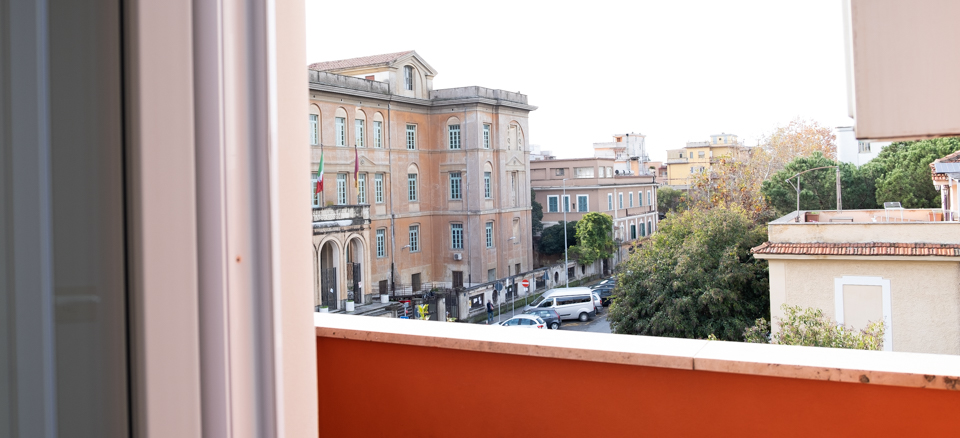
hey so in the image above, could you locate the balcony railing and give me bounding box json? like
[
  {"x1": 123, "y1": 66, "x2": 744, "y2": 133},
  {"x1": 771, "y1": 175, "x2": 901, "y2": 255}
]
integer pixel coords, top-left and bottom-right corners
[{"x1": 315, "y1": 314, "x2": 960, "y2": 436}]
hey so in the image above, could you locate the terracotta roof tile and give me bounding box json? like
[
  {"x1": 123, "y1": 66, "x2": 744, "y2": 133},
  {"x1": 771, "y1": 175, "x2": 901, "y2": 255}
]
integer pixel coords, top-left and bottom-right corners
[
  {"x1": 308, "y1": 51, "x2": 414, "y2": 72},
  {"x1": 751, "y1": 242, "x2": 960, "y2": 257},
  {"x1": 931, "y1": 150, "x2": 960, "y2": 181}
]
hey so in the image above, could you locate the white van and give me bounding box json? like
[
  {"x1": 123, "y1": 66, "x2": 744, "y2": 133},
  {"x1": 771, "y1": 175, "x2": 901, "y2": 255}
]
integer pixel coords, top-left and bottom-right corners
[{"x1": 523, "y1": 287, "x2": 596, "y2": 322}]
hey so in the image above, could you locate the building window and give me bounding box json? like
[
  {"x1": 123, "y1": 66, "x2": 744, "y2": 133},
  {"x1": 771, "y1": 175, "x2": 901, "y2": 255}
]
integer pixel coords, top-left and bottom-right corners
[
  {"x1": 647, "y1": 191, "x2": 652, "y2": 206},
  {"x1": 404, "y1": 65, "x2": 413, "y2": 91},
  {"x1": 485, "y1": 222, "x2": 494, "y2": 248},
  {"x1": 547, "y1": 195, "x2": 558, "y2": 213},
  {"x1": 629, "y1": 192, "x2": 634, "y2": 208},
  {"x1": 484, "y1": 172, "x2": 492, "y2": 198},
  {"x1": 483, "y1": 124, "x2": 491, "y2": 148},
  {"x1": 638, "y1": 191, "x2": 642, "y2": 206},
  {"x1": 450, "y1": 172, "x2": 462, "y2": 200},
  {"x1": 374, "y1": 173, "x2": 384, "y2": 203},
  {"x1": 511, "y1": 172, "x2": 517, "y2": 207},
  {"x1": 574, "y1": 167, "x2": 594, "y2": 178},
  {"x1": 487, "y1": 268, "x2": 496, "y2": 282},
  {"x1": 607, "y1": 193, "x2": 613, "y2": 210},
  {"x1": 336, "y1": 173, "x2": 347, "y2": 205},
  {"x1": 647, "y1": 220, "x2": 652, "y2": 236},
  {"x1": 407, "y1": 173, "x2": 418, "y2": 202},
  {"x1": 355, "y1": 119, "x2": 364, "y2": 147},
  {"x1": 641, "y1": 221, "x2": 646, "y2": 237},
  {"x1": 689, "y1": 151, "x2": 693, "y2": 158},
  {"x1": 515, "y1": 263, "x2": 521, "y2": 275},
  {"x1": 335, "y1": 117, "x2": 346, "y2": 146},
  {"x1": 374, "y1": 120, "x2": 382, "y2": 148},
  {"x1": 698, "y1": 151, "x2": 705, "y2": 158},
  {"x1": 409, "y1": 225, "x2": 420, "y2": 252},
  {"x1": 563, "y1": 195, "x2": 570, "y2": 213},
  {"x1": 618, "y1": 193, "x2": 623, "y2": 209},
  {"x1": 631, "y1": 224, "x2": 637, "y2": 240},
  {"x1": 311, "y1": 174, "x2": 321, "y2": 208},
  {"x1": 449, "y1": 124, "x2": 461, "y2": 149},
  {"x1": 357, "y1": 173, "x2": 367, "y2": 204},
  {"x1": 451, "y1": 223, "x2": 463, "y2": 249},
  {"x1": 406, "y1": 124, "x2": 416, "y2": 150},
  {"x1": 376, "y1": 229, "x2": 386, "y2": 258},
  {"x1": 309, "y1": 114, "x2": 319, "y2": 146},
  {"x1": 577, "y1": 195, "x2": 588, "y2": 212},
  {"x1": 555, "y1": 168, "x2": 565, "y2": 176},
  {"x1": 858, "y1": 141, "x2": 871, "y2": 153}
]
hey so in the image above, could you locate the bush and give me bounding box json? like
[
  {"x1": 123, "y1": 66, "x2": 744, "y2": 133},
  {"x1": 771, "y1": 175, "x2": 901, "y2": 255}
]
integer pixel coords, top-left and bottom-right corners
[{"x1": 743, "y1": 305, "x2": 884, "y2": 350}]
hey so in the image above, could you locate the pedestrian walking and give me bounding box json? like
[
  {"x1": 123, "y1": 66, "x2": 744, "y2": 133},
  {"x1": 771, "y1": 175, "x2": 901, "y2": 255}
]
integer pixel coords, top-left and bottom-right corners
[{"x1": 486, "y1": 300, "x2": 494, "y2": 324}]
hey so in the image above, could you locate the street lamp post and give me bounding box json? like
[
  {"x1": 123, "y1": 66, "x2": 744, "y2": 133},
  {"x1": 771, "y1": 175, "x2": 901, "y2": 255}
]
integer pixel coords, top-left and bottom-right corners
[
  {"x1": 507, "y1": 236, "x2": 517, "y2": 318},
  {"x1": 563, "y1": 178, "x2": 569, "y2": 288}
]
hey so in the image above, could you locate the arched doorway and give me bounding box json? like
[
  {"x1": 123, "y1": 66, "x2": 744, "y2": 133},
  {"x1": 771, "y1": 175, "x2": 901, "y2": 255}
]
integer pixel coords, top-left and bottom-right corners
[
  {"x1": 319, "y1": 240, "x2": 340, "y2": 310},
  {"x1": 346, "y1": 237, "x2": 365, "y2": 304}
]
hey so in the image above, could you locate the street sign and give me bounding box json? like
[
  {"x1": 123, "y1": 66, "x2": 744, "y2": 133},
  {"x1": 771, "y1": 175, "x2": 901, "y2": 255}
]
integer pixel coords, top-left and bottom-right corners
[
  {"x1": 494, "y1": 281, "x2": 503, "y2": 291},
  {"x1": 521, "y1": 279, "x2": 529, "y2": 288}
]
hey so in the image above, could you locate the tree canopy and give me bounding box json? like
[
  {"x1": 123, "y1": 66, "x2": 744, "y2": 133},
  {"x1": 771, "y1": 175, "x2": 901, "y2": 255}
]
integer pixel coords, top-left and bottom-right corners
[
  {"x1": 864, "y1": 137, "x2": 960, "y2": 208},
  {"x1": 538, "y1": 220, "x2": 577, "y2": 255},
  {"x1": 530, "y1": 189, "x2": 544, "y2": 235},
  {"x1": 608, "y1": 207, "x2": 769, "y2": 341},
  {"x1": 760, "y1": 152, "x2": 878, "y2": 217},
  {"x1": 656, "y1": 186, "x2": 687, "y2": 213},
  {"x1": 569, "y1": 212, "x2": 614, "y2": 265}
]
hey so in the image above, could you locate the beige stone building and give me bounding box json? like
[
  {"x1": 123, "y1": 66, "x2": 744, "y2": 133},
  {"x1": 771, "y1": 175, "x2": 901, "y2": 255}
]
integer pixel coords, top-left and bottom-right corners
[
  {"x1": 530, "y1": 157, "x2": 659, "y2": 270},
  {"x1": 665, "y1": 133, "x2": 743, "y2": 188},
  {"x1": 592, "y1": 132, "x2": 650, "y2": 176},
  {"x1": 752, "y1": 209, "x2": 960, "y2": 354},
  {"x1": 307, "y1": 51, "x2": 535, "y2": 309}
]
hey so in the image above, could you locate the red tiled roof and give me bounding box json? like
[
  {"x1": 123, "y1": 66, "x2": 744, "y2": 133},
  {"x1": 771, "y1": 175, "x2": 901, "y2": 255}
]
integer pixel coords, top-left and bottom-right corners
[
  {"x1": 308, "y1": 51, "x2": 413, "y2": 72},
  {"x1": 931, "y1": 150, "x2": 960, "y2": 181},
  {"x1": 751, "y1": 241, "x2": 960, "y2": 257}
]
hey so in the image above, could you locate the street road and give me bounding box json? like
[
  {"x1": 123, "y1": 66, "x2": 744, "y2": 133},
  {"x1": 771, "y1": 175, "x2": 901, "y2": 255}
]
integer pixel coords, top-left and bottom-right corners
[{"x1": 559, "y1": 310, "x2": 611, "y2": 334}]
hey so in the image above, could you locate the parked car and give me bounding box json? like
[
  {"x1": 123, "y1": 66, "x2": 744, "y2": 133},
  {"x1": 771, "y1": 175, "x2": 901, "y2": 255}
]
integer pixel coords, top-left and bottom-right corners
[
  {"x1": 523, "y1": 287, "x2": 596, "y2": 322},
  {"x1": 523, "y1": 308, "x2": 561, "y2": 330},
  {"x1": 592, "y1": 285, "x2": 615, "y2": 306},
  {"x1": 592, "y1": 292, "x2": 603, "y2": 313},
  {"x1": 499, "y1": 314, "x2": 547, "y2": 329},
  {"x1": 592, "y1": 277, "x2": 616, "y2": 289}
]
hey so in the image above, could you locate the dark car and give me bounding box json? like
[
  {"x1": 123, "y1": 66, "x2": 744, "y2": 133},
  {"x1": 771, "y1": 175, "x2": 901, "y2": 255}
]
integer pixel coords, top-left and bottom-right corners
[
  {"x1": 523, "y1": 308, "x2": 562, "y2": 330},
  {"x1": 591, "y1": 285, "x2": 615, "y2": 306}
]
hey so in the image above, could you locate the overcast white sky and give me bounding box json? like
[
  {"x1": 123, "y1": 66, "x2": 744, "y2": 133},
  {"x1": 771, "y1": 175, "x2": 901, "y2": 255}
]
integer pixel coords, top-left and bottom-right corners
[{"x1": 305, "y1": 0, "x2": 852, "y2": 161}]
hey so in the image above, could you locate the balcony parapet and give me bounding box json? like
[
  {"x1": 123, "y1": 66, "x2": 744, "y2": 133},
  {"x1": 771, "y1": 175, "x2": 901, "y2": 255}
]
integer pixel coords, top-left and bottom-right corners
[{"x1": 312, "y1": 204, "x2": 370, "y2": 226}]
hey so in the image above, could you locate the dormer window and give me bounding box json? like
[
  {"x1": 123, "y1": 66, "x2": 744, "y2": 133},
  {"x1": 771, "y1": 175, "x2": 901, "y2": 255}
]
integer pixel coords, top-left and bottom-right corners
[{"x1": 404, "y1": 66, "x2": 413, "y2": 91}]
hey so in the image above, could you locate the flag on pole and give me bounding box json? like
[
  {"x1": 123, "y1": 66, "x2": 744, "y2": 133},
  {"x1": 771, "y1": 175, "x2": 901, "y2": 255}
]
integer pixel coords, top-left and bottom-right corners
[
  {"x1": 315, "y1": 150, "x2": 324, "y2": 194},
  {"x1": 354, "y1": 144, "x2": 359, "y2": 188}
]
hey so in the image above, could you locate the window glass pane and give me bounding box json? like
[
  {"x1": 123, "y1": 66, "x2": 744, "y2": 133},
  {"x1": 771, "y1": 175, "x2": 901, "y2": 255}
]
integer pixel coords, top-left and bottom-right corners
[
  {"x1": 578, "y1": 195, "x2": 588, "y2": 212},
  {"x1": 451, "y1": 223, "x2": 463, "y2": 249},
  {"x1": 408, "y1": 174, "x2": 417, "y2": 201},
  {"x1": 483, "y1": 125, "x2": 490, "y2": 148},
  {"x1": 406, "y1": 124, "x2": 416, "y2": 149},
  {"x1": 358, "y1": 173, "x2": 366, "y2": 203},
  {"x1": 374, "y1": 173, "x2": 383, "y2": 203},
  {"x1": 374, "y1": 120, "x2": 382, "y2": 148},
  {"x1": 485, "y1": 222, "x2": 493, "y2": 248},
  {"x1": 355, "y1": 119, "x2": 364, "y2": 147},
  {"x1": 335, "y1": 117, "x2": 345, "y2": 146},
  {"x1": 376, "y1": 229, "x2": 386, "y2": 257},
  {"x1": 337, "y1": 173, "x2": 347, "y2": 205},
  {"x1": 450, "y1": 172, "x2": 461, "y2": 199},
  {"x1": 548, "y1": 196, "x2": 557, "y2": 213},
  {"x1": 409, "y1": 225, "x2": 420, "y2": 251},
  {"x1": 484, "y1": 172, "x2": 491, "y2": 198},
  {"x1": 309, "y1": 114, "x2": 319, "y2": 145},
  {"x1": 449, "y1": 124, "x2": 461, "y2": 149}
]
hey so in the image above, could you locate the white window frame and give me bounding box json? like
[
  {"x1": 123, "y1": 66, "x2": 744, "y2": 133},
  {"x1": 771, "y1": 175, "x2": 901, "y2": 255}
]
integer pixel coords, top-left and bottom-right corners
[
  {"x1": 629, "y1": 192, "x2": 634, "y2": 208},
  {"x1": 547, "y1": 195, "x2": 559, "y2": 213},
  {"x1": 404, "y1": 65, "x2": 413, "y2": 91},
  {"x1": 577, "y1": 195, "x2": 588, "y2": 213},
  {"x1": 607, "y1": 193, "x2": 613, "y2": 211},
  {"x1": 310, "y1": 174, "x2": 321, "y2": 208},
  {"x1": 451, "y1": 223, "x2": 463, "y2": 249},
  {"x1": 483, "y1": 124, "x2": 491, "y2": 149},
  {"x1": 376, "y1": 229, "x2": 386, "y2": 258},
  {"x1": 449, "y1": 124, "x2": 461, "y2": 149},
  {"x1": 374, "y1": 173, "x2": 384, "y2": 204},
  {"x1": 618, "y1": 193, "x2": 623, "y2": 209},
  {"x1": 335, "y1": 117, "x2": 346, "y2": 147},
  {"x1": 834, "y1": 276, "x2": 893, "y2": 351},
  {"x1": 409, "y1": 225, "x2": 420, "y2": 252},
  {"x1": 357, "y1": 173, "x2": 367, "y2": 204},
  {"x1": 406, "y1": 124, "x2": 416, "y2": 150},
  {"x1": 355, "y1": 119, "x2": 364, "y2": 147},
  {"x1": 484, "y1": 172, "x2": 491, "y2": 199},
  {"x1": 336, "y1": 173, "x2": 347, "y2": 205},
  {"x1": 485, "y1": 222, "x2": 494, "y2": 248},
  {"x1": 450, "y1": 172, "x2": 462, "y2": 200},
  {"x1": 647, "y1": 191, "x2": 652, "y2": 206},
  {"x1": 407, "y1": 173, "x2": 418, "y2": 202},
  {"x1": 373, "y1": 120, "x2": 382, "y2": 148},
  {"x1": 562, "y1": 195, "x2": 570, "y2": 213},
  {"x1": 309, "y1": 114, "x2": 319, "y2": 146}
]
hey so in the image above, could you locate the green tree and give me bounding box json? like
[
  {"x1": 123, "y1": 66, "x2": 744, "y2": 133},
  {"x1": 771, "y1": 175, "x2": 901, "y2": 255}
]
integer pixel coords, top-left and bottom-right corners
[
  {"x1": 608, "y1": 207, "x2": 769, "y2": 341},
  {"x1": 569, "y1": 212, "x2": 614, "y2": 265},
  {"x1": 760, "y1": 152, "x2": 878, "y2": 217},
  {"x1": 864, "y1": 137, "x2": 960, "y2": 208},
  {"x1": 656, "y1": 186, "x2": 687, "y2": 213},
  {"x1": 744, "y1": 305, "x2": 884, "y2": 350},
  {"x1": 538, "y1": 220, "x2": 577, "y2": 255},
  {"x1": 531, "y1": 189, "x2": 544, "y2": 235}
]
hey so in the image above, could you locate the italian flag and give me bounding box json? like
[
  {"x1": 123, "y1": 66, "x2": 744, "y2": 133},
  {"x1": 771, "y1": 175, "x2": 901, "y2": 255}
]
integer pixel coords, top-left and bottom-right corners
[{"x1": 315, "y1": 150, "x2": 324, "y2": 194}]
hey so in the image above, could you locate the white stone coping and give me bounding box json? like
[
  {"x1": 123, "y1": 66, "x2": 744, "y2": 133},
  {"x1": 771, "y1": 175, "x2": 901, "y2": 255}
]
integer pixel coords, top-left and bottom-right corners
[{"x1": 315, "y1": 313, "x2": 960, "y2": 391}]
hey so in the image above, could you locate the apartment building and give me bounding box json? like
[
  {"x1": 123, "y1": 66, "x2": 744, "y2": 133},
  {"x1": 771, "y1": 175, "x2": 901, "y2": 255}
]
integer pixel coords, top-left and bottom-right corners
[
  {"x1": 665, "y1": 133, "x2": 743, "y2": 188},
  {"x1": 836, "y1": 126, "x2": 891, "y2": 166},
  {"x1": 530, "y1": 157, "x2": 659, "y2": 268},
  {"x1": 308, "y1": 51, "x2": 535, "y2": 309}
]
